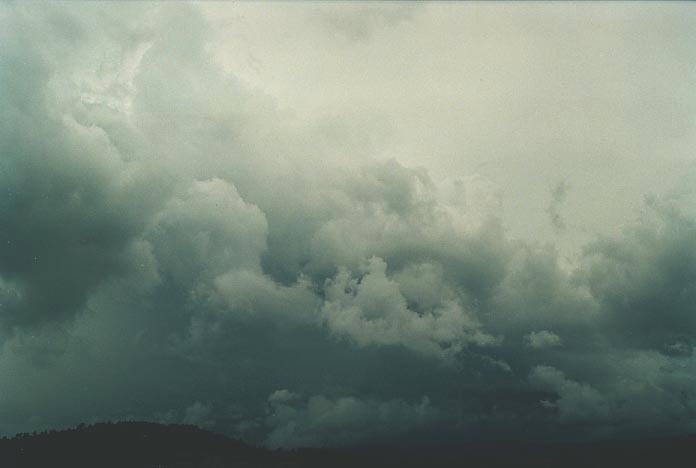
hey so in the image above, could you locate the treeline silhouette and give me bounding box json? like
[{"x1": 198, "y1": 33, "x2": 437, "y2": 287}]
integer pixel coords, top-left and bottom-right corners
[{"x1": 1, "y1": 421, "x2": 695, "y2": 467}]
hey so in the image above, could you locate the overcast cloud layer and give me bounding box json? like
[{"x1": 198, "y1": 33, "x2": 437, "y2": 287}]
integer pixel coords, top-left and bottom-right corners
[{"x1": 1, "y1": 2, "x2": 696, "y2": 448}]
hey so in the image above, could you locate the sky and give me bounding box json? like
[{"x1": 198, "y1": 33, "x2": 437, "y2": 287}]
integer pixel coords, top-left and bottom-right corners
[{"x1": 1, "y1": 1, "x2": 696, "y2": 448}]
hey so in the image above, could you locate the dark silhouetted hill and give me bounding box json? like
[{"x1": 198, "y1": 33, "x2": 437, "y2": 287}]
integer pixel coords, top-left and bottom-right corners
[{"x1": 1, "y1": 421, "x2": 695, "y2": 467}]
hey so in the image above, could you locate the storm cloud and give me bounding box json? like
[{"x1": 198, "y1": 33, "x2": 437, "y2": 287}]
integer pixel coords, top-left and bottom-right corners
[{"x1": 1, "y1": 1, "x2": 696, "y2": 448}]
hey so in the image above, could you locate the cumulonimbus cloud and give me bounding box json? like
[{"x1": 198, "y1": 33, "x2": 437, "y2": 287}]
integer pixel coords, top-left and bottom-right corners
[{"x1": 1, "y1": 1, "x2": 696, "y2": 447}]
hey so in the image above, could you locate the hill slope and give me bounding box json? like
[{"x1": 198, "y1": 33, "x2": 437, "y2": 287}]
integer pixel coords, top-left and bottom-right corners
[{"x1": 1, "y1": 421, "x2": 695, "y2": 468}]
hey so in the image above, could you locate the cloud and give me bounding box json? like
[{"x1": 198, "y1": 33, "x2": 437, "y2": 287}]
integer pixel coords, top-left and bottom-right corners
[
  {"x1": 525, "y1": 331, "x2": 562, "y2": 349},
  {"x1": 529, "y1": 366, "x2": 610, "y2": 422},
  {"x1": 321, "y1": 257, "x2": 498, "y2": 361},
  {"x1": 547, "y1": 181, "x2": 569, "y2": 230},
  {"x1": 146, "y1": 178, "x2": 268, "y2": 286},
  {"x1": 314, "y1": 4, "x2": 420, "y2": 42},
  {"x1": 582, "y1": 200, "x2": 696, "y2": 353},
  {"x1": 1, "y1": 1, "x2": 696, "y2": 447},
  {"x1": 264, "y1": 391, "x2": 440, "y2": 448},
  {"x1": 183, "y1": 401, "x2": 216, "y2": 429}
]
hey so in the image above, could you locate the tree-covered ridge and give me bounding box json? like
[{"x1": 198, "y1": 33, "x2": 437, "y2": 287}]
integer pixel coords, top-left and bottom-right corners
[{"x1": 2, "y1": 421, "x2": 695, "y2": 468}]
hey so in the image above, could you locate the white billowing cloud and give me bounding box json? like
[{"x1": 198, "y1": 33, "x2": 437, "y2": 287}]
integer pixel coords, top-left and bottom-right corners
[
  {"x1": 183, "y1": 401, "x2": 215, "y2": 429},
  {"x1": 213, "y1": 270, "x2": 319, "y2": 322},
  {"x1": 529, "y1": 366, "x2": 610, "y2": 422},
  {"x1": 486, "y1": 243, "x2": 599, "y2": 333},
  {"x1": 392, "y1": 262, "x2": 453, "y2": 314},
  {"x1": 321, "y1": 257, "x2": 498, "y2": 361},
  {"x1": 146, "y1": 178, "x2": 268, "y2": 284},
  {"x1": 265, "y1": 390, "x2": 439, "y2": 448},
  {"x1": 304, "y1": 160, "x2": 502, "y2": 279},
  {"x1": 525, "y1": 331, "x2": 562, "y2": 349}
]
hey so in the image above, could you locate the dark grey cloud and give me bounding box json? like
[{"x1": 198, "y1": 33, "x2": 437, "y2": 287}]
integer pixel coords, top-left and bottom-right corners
[
  {"x1": 264, "y1": 391, "x2": 440, "y2": 449},
  {"x1": 547, "y1": 180, "x2": 569, "y2": 230},
  {"x1": 0, "y1": 5, "x2": 162, "y2": 329},
  {"x1": 1, "y1": 1, "x2": 696, "y2": 448},
  {"x1": 582, "y1": 199, "x2": 696, "y2": 355},
  {"x1": 314, "y1": 3, "x2": 420, "y2": 42}
]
